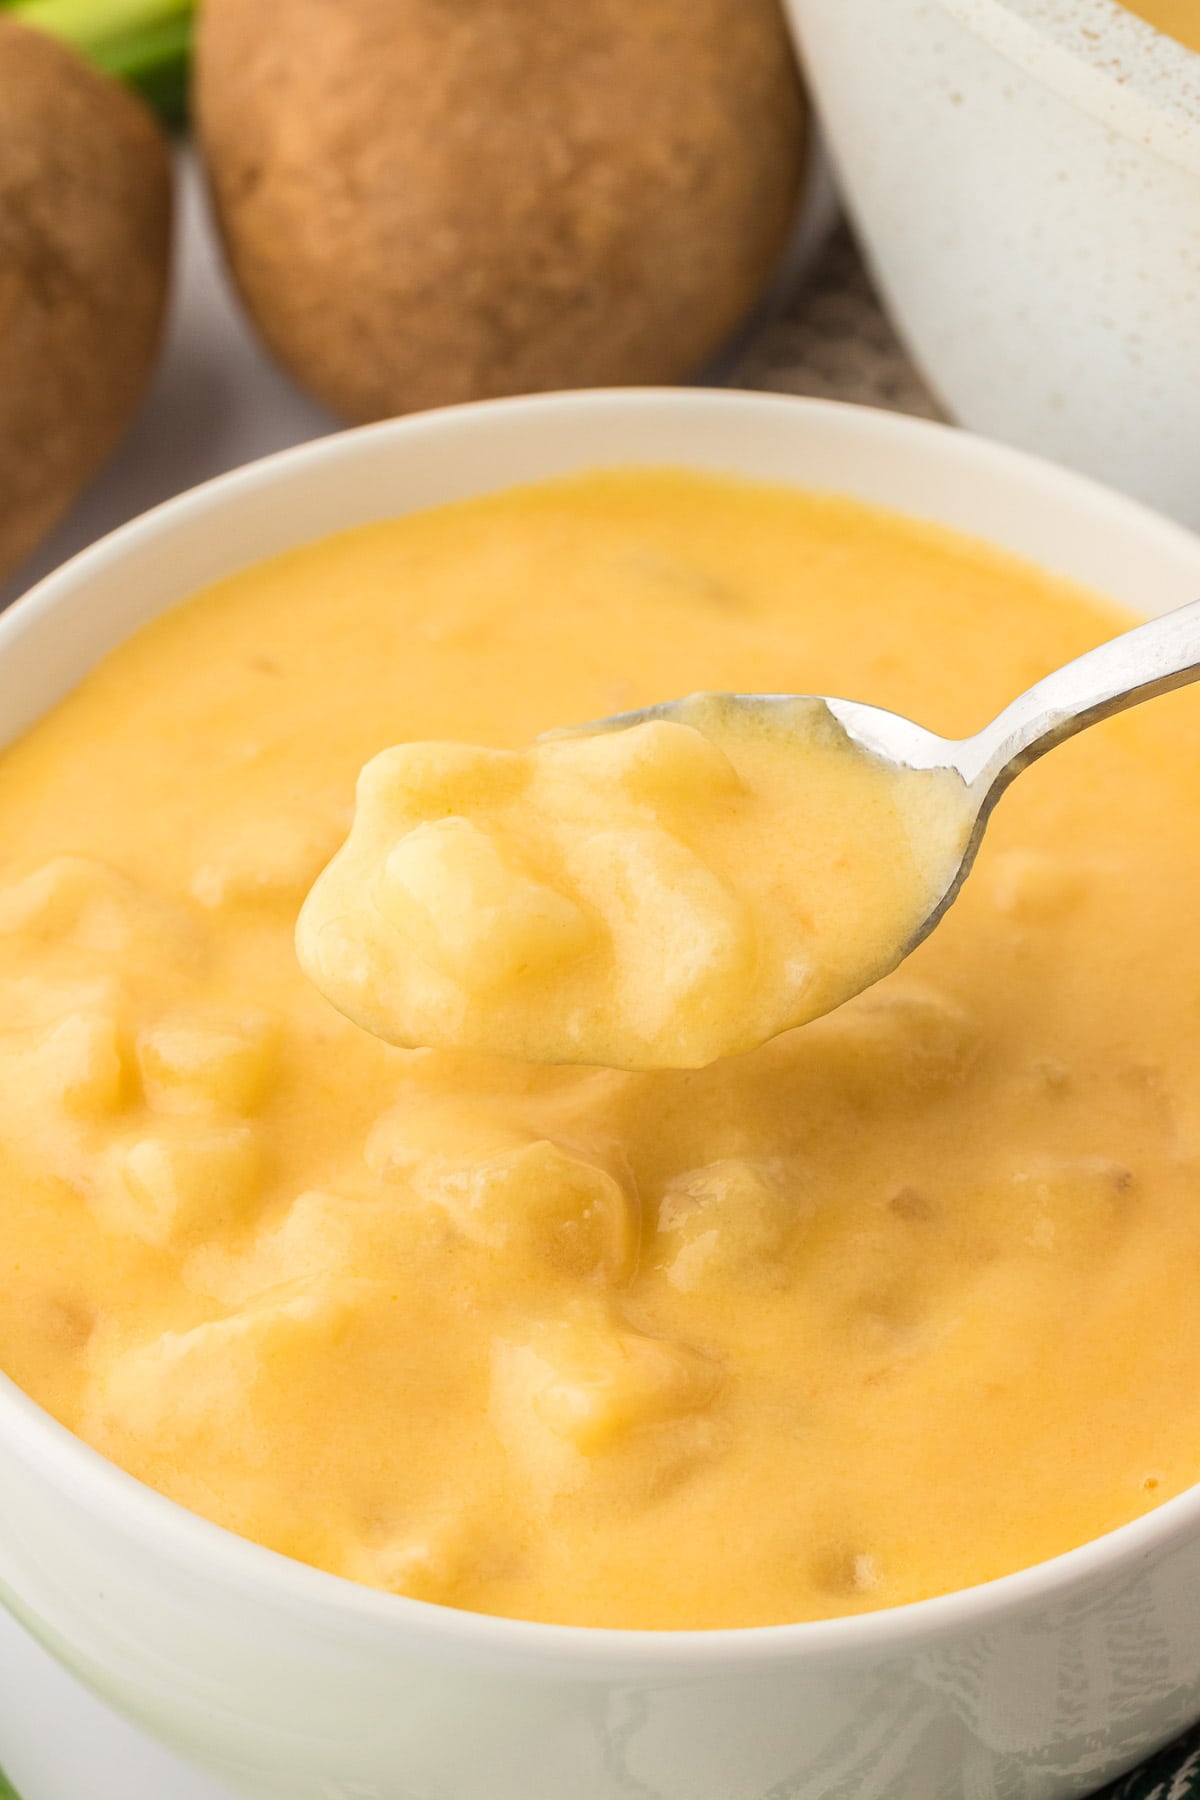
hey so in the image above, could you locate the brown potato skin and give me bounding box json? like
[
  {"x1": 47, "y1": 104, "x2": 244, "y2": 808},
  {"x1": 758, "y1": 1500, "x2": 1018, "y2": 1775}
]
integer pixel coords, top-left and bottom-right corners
[
  {"x1": 197, "y1": 0, "x2": 807, "y2": 423},
  {"x1": 0, "y1": 18, "x2": 172, "y2": 587}
]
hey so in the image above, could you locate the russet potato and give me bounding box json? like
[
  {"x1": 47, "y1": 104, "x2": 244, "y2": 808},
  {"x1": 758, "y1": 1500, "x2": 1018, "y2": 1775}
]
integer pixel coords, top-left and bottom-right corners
[
  {"x1": 196, "y1": 0, "x2": 807, "y2": 422},
  {"x1": 0, "y1": 18, "x2": 172, "y2": 586}
]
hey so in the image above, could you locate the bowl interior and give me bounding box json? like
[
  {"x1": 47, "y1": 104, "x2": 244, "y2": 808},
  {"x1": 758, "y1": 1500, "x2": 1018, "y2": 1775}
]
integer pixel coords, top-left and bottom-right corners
[
  {"x1": 3, "y1": 387, "x2": 1200, "y2": 1659},
  {"x1": 4, "y1": 387, "x2": 1198, "y2": 759}
]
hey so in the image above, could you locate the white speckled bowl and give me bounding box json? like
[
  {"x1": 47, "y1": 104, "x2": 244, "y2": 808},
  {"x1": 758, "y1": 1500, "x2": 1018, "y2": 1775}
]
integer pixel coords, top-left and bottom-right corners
[
  {"x1": 786, "y1": 0, "x2": 1200, "y2": 526},
  {"x1": 4, "y1": 390, "x2": 1200, "y2": 1800}
]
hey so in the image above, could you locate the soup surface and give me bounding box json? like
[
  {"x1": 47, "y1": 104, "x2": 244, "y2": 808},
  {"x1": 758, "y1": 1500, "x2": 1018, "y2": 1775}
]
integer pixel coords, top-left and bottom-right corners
[
  {"x1": 1, "y1": 469, "x2": 1198, "y2": 1630},
  {"x1": 1123, "y1": 1, "x2": 1200, "y2": 52}
]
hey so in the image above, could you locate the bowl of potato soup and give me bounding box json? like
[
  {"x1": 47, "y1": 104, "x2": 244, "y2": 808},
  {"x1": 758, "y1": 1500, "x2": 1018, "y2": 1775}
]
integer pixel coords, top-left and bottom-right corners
[{"x1": 3, "y1": 388, "x2": 1200, "y2": 1800}]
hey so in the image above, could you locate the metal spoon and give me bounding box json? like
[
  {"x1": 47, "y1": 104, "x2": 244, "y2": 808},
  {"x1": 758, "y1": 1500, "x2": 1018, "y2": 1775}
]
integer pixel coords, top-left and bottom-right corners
[{"x1": 580, "y1": 593, "x2": 1200, "y2": 986}]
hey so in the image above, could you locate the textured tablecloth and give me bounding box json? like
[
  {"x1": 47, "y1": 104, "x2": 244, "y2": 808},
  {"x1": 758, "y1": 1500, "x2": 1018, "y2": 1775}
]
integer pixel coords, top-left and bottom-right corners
[
  {"x1": 737, "y1": 225, "x2": 944, "y2": 420},
  {"x1": 1102, "y1": 1728, "x2": 1200, "y2": 1798}
]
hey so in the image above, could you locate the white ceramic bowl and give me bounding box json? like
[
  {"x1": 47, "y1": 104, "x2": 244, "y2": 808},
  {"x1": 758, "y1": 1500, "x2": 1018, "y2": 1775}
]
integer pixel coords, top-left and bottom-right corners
[
  {"x1": 785, "y1": 0, "x2": 1200, "y2": 528},
  {"x1": 3, "y1": 390, "x2": 1200, "y2": 1800}
]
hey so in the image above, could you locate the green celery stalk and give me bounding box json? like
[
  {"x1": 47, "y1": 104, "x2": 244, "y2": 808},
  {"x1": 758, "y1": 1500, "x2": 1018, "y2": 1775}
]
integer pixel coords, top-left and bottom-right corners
[
  {"x1": 0, "y1": 1767, "x2": 20, "y2": 1799},
  {"x1": 2, "y1": 0, "x2": 195, "y2": 124}
]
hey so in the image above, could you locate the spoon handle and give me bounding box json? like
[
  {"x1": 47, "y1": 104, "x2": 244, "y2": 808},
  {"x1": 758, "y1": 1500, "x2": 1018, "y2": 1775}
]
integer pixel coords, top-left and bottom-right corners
[{"x1": 959, "y1": 595, "x2": 1200, "y2": 797}]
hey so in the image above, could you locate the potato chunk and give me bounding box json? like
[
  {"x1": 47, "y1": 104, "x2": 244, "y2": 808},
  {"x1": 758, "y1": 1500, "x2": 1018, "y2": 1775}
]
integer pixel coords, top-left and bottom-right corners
[
  {"x1": 562, "y1": 825, "x2": 751, "y2": 1051},
  {"x1": 138, "y1": 1012, "x2": 276, "y2": 1116},
  {"x1": 343, "y1": 1511, "x2": 493, "y2": 1603},
  {"x1": 191, "y1": 815, "x2": 344, "y2": 909},
  {"x1": 96, "y1": 1125, "x2": 261, "y2": 1246},
  {"x1": 367, "y1": 1102, "x2": 634, "y2": 1278},
  {"x1": 0, "y1": 856, "x2": 194, "y2": 964},
  {"x1": 378, "y1": 817, "x2": 593, "y2": 988},
  {"x1": 492, "y1": 1316, "x2": 720, "y2": 1458},
  {"x1": 358, "y1": 740, "x2": 525, "y2": 818},
  {"x1": 184, "y1": 1188, "x2": 373, "y2": 1305},
  {"x1": 2, "y1": 1011, "x2": 125, "y2": 1120},
  {"x1": 88, "y1": 1282, "x2": 352, "y2": 1459},
  {"x1": 538, "y1": 717, "x2": 740, "y2": 805},
  {"x1": 988, "y1": 848, "x2": 1087, "y2": 923},
  {"x1": 657, "y1": 1156, "x2": 803, "y2": 1291},
  {"x1": 813, "y1": 980, "x2": 979, "y2": 1099}
]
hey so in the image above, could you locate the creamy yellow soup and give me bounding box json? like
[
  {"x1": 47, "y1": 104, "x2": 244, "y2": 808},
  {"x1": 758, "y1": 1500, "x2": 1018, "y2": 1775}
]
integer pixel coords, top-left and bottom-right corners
[
  {"x1": 1, "y1": 470, "x2": 1199, "y2": 1631},
  {"x1": 297, "y1": 697, "x2": 972, "y2": 1070},
  {"x1": 1123, "y1": 0, "x2": 1200, "y2": 53}
]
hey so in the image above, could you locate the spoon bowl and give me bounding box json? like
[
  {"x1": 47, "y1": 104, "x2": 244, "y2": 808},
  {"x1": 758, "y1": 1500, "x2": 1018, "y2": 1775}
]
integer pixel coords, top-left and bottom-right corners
[{"x1": 581, "y1": 592, "x2": 1200, "y2": 1016}]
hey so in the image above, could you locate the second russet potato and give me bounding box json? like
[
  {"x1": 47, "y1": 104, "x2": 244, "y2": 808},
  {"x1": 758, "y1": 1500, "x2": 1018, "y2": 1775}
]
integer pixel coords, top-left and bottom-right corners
[
  {"x1": 195, "y1": 0, "x2": 808, "y2": 423},
  {"x1": 0, "y1": 16, "x2": 171, "y2": 586}
]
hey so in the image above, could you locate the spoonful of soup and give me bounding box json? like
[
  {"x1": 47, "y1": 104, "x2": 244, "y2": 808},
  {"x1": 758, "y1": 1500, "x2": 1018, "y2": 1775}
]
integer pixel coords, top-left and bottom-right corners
[{"x1": 297, "y1": 596, "x2": 1200, "y2": 1072}]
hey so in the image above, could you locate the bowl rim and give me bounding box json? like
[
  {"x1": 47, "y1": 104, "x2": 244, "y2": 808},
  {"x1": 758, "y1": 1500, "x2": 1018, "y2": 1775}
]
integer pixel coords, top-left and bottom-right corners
[
  {"x1": 934, "y1": 0, "x2": 1200, "y2": 176},
  {"x1": 5, "y1": 384, "x2": 1200, "y2": 1672}
]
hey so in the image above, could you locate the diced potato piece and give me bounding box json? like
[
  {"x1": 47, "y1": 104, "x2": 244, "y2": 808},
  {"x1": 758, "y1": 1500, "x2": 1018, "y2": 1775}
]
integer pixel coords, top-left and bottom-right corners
[
  {"x1": 433, "y1": 1141, "x2": 630, "y2": 1276},
  {"x1": 257, "y1": 1188, "x2": 363, "y2": 1280},
  {"x1": 0, "y1": 1011, "x2": 126, "y2": 1119},
  {"x1": 364, "y1": 1100, "x2": 529, "y2": 1180},
  {"x1": 343, "y1": 1512, "x2": 489, "y2": 1603},
  {"x1": 37, "y1": 1012, "x2": 125, "y2": 1117},
  {"x1": 816, "y1": 981, "x2": 978, "y2": 1096},
  {"x1": 191, "y1": 816, "x2": 343, "y2": 909},
  {"x1": 492, "y1": 1317, "x2": 720, "y2": 1458},
  {"x1": 464, "y1": 1139, "x2": 633, "y2": 1277},
  {"x1": 0, "y1": 974, "x2": 119, "y2": 1033},
  {"x1": 357, "y1": 740, "x2": 525, "y2": 820},
  {"x1": 564, "y1": 826, "x2": 751, "y2": 1056},
  {"x1": 378, "y1": 817, "x2": 593, "y2": 988},
  {"x1": 988, "y1": 848, "x2": 1086, "y2": 923},
  {"x1": 185, "y1": 1188, "x2": 371, "y2": 1304},
  {"x1": 812, "y1": 1545, "x2": 883, "y2": 1597},
  {"x1": 138, "y1": 1012, "x2": 276, "y2": 1116},
  {"x1": 89, "y1": 1282, "x2": 352, "y2": 1456},
  {"x1": 657, "y1": 1157, "x2": 801, "y2": 1291},
  {"x1": 346, "y1": 1534, "x2": 460, "y2": 1603},
  {"x1": 538, "y1": 719, "x2": 740, "y2": 808},
  {"x1": 0, "y1": 855, "x2": 192, "y2": 960},
  {"x1": 96, "y1": 1124, "x2": 261, "y2": 1246},
  {"x1": 367, "y1": 1102, "x2": 634, "y2": 1277},
  {"x1": 0, "y1": 855, "x2": 129, "y2": 941}
]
